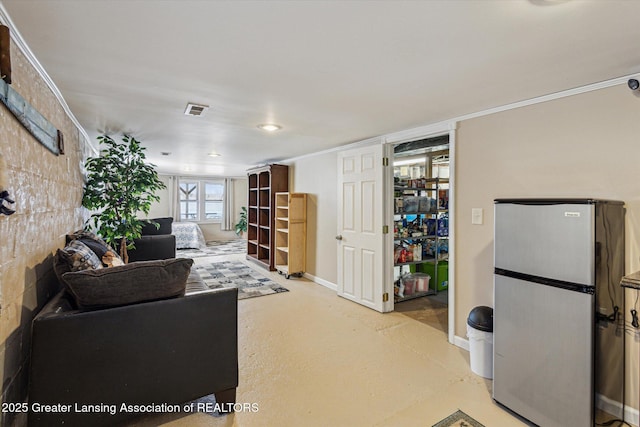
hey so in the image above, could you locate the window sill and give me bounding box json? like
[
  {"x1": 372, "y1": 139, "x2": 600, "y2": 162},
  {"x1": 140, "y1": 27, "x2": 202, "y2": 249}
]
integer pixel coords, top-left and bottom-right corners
[{"x1": 178, "y1": 219, "x2": 222, "y2": 225}]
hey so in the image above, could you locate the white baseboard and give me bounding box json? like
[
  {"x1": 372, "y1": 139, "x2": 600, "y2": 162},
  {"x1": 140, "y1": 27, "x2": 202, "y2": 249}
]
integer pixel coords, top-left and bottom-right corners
[
  {"x1": 626, "y1": 407, "x2": 640, "y2": 427},
  {"x1": 453, "y1": 335, "x2": 470, "y2": 351},
  {"x1": 596, "y1": 393, "x2": 639, "y2": 427},
  {"x1": 303, "y1": 273, "x2": 337, "y2": 291},
  {"x1": 596, "y1": 393, "x2": 624, "y2": 420}
]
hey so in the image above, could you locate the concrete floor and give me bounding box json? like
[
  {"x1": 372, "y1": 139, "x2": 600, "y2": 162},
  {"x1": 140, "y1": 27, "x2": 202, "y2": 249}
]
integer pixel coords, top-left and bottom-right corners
[{"x1": 131, "y1": 253, "x2": 526, "y2": 427}]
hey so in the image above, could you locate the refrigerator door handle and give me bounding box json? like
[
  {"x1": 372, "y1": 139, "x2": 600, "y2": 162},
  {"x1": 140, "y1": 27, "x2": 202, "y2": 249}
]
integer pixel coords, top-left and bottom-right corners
[
  {"x1": 494, "y1": 198, "x2": 601, "y2": 206},
  {"x1": 494, "y1": 268, "x2": 595, "y2": 294}
]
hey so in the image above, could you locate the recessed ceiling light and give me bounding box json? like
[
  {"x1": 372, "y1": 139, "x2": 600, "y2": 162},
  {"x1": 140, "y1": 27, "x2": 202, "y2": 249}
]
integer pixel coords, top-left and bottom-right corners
[
  {"x1": 208, "y1": 152, "x2": 221, "y2": 157},
  {"x1": 257, "y1": 123, "x2": 281, "y2": 132}
]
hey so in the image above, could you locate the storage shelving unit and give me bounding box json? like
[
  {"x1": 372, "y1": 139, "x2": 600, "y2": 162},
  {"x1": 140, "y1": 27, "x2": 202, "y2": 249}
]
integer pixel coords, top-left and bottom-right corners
[
  {"x1": 393, "y1": 177, "x2": 449, "y2": 302},
  {"x1": 274, "y1": 192, "x2": 307, "y2": 279},
  {"x1": 246, "y1": 164, "x2": 289, "y2": 270}
]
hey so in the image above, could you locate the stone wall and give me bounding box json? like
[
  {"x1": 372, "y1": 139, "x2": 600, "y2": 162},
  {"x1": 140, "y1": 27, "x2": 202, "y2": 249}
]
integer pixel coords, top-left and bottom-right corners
[{"x1": 0, "y1": 42, "x2": 89, "y2": 426}]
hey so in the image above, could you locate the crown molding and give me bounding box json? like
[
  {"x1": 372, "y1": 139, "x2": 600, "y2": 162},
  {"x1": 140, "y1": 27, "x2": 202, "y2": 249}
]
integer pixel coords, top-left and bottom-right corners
[
  {"x1": 286, "y1": 73, "x2": 640, "y2": 162},
  {"x1": 384, "y1": 121, "x2": 456, "y2": 145},
  {"x1": 0, "y1": 2, "x2": 98, "y2": 155},
  {"x1": 283, "y1": 135, "x2": 383, "y2": 163},
  {"x1": 456, "y1": 73, "x2": 640, "y2": 123}
]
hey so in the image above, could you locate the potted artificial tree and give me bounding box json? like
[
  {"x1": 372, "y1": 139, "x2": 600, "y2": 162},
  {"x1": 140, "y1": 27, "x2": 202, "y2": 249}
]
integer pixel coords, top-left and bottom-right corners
[
  {"x1": 235, "y1": 206, "x2": 248, "y2": 237},
  {"x1": 82, "y1": 134, "x2": 166, "y2": 263}
]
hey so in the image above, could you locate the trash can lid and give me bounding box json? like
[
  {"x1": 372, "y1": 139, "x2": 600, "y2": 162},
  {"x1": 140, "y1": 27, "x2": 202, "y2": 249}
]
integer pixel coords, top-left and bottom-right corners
[{"x1": 467, "y1": 306, "x2": 493, "y2": 332}]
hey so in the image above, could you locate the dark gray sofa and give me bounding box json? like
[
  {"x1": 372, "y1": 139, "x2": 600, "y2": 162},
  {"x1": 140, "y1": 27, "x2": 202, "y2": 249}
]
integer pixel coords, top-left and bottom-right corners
[{"x1": 27, "y1": 277, "x2": 238, "y2": 426}]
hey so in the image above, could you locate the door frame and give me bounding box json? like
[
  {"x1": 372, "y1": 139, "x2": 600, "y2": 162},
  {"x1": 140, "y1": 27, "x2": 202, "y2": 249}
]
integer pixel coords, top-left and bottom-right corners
[{"x1": 383, "y1": 122, "x2": 457, "y2": 344}]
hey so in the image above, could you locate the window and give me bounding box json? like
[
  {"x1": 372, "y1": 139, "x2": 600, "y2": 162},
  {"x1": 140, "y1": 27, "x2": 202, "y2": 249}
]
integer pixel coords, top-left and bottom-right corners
[
  {"x1": 179, "y1": 179, "x2": 225, "y2": 222},
  {"x1": 179, "y1": 182, "x2": 199, "y2": 220},
  {"x1": 204, "y1": 182, "x2": 224, "y2": 220}
]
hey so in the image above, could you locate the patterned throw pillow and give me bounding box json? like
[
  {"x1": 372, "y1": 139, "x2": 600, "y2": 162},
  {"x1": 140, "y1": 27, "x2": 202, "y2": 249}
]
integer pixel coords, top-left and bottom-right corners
[
  {"x1": 68, "y1": 229, "x2": 109, "y2": 247},
  {"x1": 58, "y1": 240, "x2": 104, "y2": 272},
  {"x1": 68, "y1": 229, "x2": 123, "y2": 266}
]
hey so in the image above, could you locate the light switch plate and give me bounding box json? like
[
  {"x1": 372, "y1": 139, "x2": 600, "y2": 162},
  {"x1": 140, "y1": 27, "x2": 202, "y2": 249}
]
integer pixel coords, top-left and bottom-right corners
[{"x1": 472, "y1": 208, "x2": 483, "y2": 225}]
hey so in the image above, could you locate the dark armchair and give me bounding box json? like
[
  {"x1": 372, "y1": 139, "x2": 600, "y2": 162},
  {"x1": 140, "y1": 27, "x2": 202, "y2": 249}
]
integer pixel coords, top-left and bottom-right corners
[{"x1": 128, "y1": 217, "x2": 176, "y2": 262}]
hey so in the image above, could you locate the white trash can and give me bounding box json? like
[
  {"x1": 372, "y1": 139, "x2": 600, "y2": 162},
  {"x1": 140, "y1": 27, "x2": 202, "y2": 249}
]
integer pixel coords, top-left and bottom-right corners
[{"x1": 466, "y1": 306, "x2": 493, "y2": 379}]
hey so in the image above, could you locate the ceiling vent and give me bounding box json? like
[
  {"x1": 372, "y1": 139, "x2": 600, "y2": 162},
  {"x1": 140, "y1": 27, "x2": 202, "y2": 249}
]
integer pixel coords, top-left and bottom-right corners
[{"x1": 184, "y1": 103, "x2": 209, "y2": 117}]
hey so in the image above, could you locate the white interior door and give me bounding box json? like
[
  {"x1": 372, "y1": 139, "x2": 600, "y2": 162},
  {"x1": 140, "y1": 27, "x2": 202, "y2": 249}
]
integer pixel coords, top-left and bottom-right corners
[{"x1": 337, "y1": 144, "x2": 391, "y2": 312}]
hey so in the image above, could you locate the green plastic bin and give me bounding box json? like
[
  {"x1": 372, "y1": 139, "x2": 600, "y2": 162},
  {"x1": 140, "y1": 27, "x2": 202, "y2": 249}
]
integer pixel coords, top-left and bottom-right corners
[{"x1": 421, "y1": 261, "x2": 448, "y2": 291}]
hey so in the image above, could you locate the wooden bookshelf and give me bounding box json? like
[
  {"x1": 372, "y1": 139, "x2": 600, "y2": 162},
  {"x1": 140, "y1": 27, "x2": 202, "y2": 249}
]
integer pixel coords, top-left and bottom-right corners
[
  {"x1": 274, "y1": 192, "x2": 307, "y2": 279},
  {"x1": 246, "y1": 164, "x2": 289, "y2": 270}
]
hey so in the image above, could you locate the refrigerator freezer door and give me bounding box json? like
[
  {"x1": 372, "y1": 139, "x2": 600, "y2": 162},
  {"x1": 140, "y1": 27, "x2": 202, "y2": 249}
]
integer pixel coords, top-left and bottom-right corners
[
  {"x1": 493, "y1": 274, "x2": 594, "y2": 427},
  {"x1": 495, "y1": 202, "x2": 594, "y2": 286}
]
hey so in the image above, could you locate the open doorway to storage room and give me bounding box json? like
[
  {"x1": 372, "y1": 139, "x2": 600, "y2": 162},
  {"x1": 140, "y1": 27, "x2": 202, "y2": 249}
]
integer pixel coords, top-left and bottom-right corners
[{"x1": 392, "y1": 135, "x2": 450, "y2": 333}]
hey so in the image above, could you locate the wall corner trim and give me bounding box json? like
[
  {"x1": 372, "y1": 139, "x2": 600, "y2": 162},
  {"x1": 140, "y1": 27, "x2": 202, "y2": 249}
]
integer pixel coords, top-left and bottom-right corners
[{"x1": 0, "y1": 3, "x2": 98, "y2": 155}]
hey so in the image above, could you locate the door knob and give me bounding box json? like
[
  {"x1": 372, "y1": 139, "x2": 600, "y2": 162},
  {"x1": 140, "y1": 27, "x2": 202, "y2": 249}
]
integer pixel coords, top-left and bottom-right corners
[{"x1": 335, "y1": 235, "x2": 343, "y2": 240}]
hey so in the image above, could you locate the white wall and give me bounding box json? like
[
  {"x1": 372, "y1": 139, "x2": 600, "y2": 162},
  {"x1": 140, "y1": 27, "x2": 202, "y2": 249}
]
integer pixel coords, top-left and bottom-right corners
[
  {"x1": 287, "y1": 151, "x2": 338, "y2": 285},
  {"x1": 146, "y1": 175, "x2": 174, "y2": 219}
]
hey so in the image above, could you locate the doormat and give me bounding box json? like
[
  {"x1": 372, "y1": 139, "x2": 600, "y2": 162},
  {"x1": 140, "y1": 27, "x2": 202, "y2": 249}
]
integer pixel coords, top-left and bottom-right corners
[
  {"x1": 194, "y1": 260, "x2": 289, "y2": 300},
  {"x1": 432, "y1": 410, "x2": 485, "y2": 427}
]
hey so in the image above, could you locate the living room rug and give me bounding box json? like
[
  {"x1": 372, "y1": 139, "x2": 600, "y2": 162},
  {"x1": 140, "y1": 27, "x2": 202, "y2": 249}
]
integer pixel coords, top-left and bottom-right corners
[
  {"x1": 432, "y1": 410, "x2": 485, "y2": 427},
  {"x1": 177, "y1": 239, "x2": 246, "y2": 258},
  {"x1": 194, "y1": 260, "x2": 288, "y2": 300}
]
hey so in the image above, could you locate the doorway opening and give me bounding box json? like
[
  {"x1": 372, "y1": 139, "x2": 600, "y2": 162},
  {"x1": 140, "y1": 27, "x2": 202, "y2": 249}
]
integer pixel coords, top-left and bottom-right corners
[{"x1": 391, "y1": 135, "x2": 450, "y2": 334}]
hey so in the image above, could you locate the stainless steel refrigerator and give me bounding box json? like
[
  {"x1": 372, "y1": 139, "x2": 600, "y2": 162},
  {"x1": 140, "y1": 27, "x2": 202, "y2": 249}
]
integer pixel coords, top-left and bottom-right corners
[{"x1": 493, "y1": 199, "x2": 625, "y2": 427}]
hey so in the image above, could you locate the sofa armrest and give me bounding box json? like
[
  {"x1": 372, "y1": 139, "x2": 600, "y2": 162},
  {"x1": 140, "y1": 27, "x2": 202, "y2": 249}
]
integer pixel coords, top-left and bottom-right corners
[
  {"x1": 127, "y1": 234, "x2": 176, "y2": 262},
  {"x1": 28, "y1": 287, "x2": 238, "y2": 426}
]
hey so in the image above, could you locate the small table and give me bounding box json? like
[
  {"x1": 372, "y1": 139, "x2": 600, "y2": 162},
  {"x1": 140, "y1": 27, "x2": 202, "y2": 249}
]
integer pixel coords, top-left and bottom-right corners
[{"x1": 172, "y1": 222, "x2": 206, "y2": 249}]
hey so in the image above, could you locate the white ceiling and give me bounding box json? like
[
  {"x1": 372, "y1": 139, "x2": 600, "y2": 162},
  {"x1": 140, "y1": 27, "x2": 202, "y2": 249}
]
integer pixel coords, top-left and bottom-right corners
[{"x1": 2, "y1": 0, "x2": 640, "y2": 176}]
